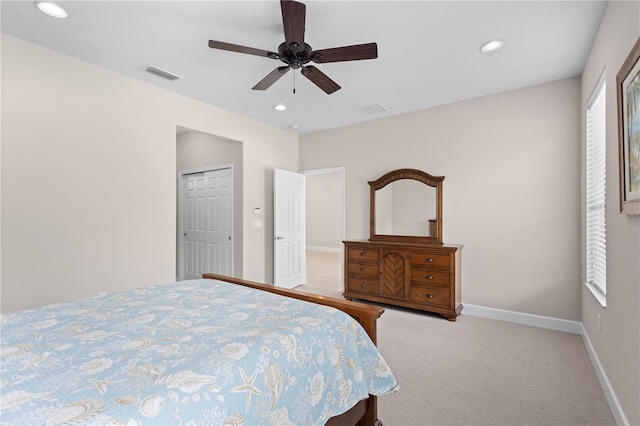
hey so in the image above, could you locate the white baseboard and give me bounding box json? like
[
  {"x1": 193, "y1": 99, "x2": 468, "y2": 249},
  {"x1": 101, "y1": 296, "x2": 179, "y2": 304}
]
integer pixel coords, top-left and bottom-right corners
[
  {"x1": 462, "y1": 303, "x2": 583, "y2": 334},
  {"x1": 463, "y1": 303, "x2": 628, "y2": 425},
  {"x1": 306, "y1": 246, "x2": 341, "y2": 253},
  {"x1": 580, "y1": 325, "x2": 629, "y2": 426}
]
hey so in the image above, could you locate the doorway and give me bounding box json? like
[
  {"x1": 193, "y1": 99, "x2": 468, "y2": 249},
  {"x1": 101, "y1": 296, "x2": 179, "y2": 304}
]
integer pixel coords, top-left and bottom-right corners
[
  {"x1": 300, "y1": 167, "x2": 345, "y2": 294},
  {"x1": 176, "y1": 127, "x2": 243, "y2": 280}
]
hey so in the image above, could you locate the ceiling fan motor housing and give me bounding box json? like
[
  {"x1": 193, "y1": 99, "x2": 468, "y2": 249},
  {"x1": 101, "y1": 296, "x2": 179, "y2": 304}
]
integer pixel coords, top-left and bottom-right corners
[{"x1": 278, "y1": 42, "x2": 314, "y2": 69}]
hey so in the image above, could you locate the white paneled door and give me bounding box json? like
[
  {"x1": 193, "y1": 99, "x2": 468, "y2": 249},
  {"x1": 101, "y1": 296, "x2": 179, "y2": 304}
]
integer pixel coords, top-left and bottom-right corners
[
  {"x1": 183, "y1": 167, "x2": 232, "y2": 279},
  {"x1": 273, "y1": 168, "x2": 306, "y2": 289}
]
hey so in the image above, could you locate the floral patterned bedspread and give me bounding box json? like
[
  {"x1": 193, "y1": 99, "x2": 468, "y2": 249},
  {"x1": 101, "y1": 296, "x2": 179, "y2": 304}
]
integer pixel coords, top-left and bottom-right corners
[{"x1": 0, "y1": 279, "x2": 398, "y2": 425}]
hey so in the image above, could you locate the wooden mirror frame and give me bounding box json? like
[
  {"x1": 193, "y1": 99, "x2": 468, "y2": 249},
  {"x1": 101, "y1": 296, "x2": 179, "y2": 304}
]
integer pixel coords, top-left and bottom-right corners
[{"x1": 369, "y1": 168, "x2": 444, "y2": 245}]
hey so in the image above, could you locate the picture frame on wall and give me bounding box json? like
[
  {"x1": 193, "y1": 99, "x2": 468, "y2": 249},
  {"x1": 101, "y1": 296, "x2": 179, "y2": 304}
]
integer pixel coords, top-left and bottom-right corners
[{"x1": 617, "y1": 36, "x2": 640, "y2": 215}]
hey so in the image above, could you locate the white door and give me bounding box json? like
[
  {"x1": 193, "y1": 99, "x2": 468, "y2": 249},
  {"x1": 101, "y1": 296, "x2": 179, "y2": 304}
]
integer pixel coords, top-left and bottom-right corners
[
  {"x1": 182, "y1": 167, "x2": 233, "y2": 279},
  {"x1": 273, "y1": 168, "x2": 306, "y2": 289}
]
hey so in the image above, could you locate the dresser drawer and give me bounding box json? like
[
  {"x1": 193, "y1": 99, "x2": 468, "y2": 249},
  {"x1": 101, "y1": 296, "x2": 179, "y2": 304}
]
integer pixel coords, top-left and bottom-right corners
[
  {"x1": 410, "y1": 269, "x2": 450, "y2": 285},
  {"x1": 411, "y1": 252, "x2": 450, "y2": 268},
  {"x1": 346, "y1": 276, "x2": 378, "y2": 295},
  {"x1": 410, "y1": 285, "x2": 450, "y2": 306},
  {"x1": 347, "y1": 261, "x2": 379, "y2": 276},
  {"x1": 348, "y1": 247, "x2": 379, "y2": 261}
]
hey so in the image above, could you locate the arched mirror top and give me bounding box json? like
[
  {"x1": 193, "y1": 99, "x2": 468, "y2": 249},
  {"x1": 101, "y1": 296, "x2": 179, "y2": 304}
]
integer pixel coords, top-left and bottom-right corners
[{"x1": 369, "y1": 168, "x2": 444, "y2": 245}]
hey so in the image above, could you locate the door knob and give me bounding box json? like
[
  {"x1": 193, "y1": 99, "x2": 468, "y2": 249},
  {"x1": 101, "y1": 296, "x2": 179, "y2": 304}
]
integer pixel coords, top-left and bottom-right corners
[{"x1": 273, "y1": 236, "x2": 285, "y2": 240}]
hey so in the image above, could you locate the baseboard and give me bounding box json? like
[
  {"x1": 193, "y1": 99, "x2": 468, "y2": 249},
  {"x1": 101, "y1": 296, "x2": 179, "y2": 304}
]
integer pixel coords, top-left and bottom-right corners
[
  {"x1": 463, "y1": 303, "x2": 628, "y2": 425},
  {"x1": 307, "y1": 246, "x2": 341, "y2": 253},
  {"x1": 462, "y1": 303, "x2": 583, "y2": 334},
  {"x1": 580, "y1": 325, "x2": 629, "y2": 426}
]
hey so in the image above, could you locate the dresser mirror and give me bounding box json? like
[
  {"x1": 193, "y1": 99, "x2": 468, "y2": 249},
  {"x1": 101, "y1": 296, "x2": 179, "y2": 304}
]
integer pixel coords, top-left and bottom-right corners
[{"x1": 369, "y1": 168, "x2": 444, "y2": 244}]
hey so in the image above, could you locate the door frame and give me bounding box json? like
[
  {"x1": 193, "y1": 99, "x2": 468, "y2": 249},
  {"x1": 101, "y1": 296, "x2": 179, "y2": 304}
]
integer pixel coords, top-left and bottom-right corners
[
  {"x1": 299, "y1": 166, "x2": 346, "y2": 288},
  {"x1": 177, "y1": 163, "x2": 234, "y2": 280}
]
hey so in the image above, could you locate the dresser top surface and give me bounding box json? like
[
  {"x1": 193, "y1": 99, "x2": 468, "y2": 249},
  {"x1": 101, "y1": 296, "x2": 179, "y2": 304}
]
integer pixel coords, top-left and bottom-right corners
[{"x1": 344, "y1": 239, "x2": 463, "y2": 250}]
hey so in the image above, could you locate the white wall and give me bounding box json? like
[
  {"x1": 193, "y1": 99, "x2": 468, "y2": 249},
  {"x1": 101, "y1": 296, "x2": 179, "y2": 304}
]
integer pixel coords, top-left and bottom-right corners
[
  {"x1": 176, "y1": 129, "x2": 244, "y2": 278},
  {"x1": 300, "y1": 76, "x2": 582, "y2": 322},
  {"x1": 0, "y1": 35, "x2": 298, "y2": 313},
  {"x1": 580, "y1": 2, "x2": 640, "y2": 424}
]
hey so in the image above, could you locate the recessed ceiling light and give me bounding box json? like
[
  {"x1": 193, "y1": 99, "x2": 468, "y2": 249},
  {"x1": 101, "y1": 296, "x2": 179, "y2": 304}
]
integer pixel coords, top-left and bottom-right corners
[
  {"x1": 34, "y1": 1, "x2": 68, "y2": 18},
  {"x1": 480, "y1": 39, "x2": 504, "y2": 53},
  {"x1": 288, "y1": 124, "x2": 299, "y2": 129},
  {"x1": 273, "y1": 104, "x2": 287, "y2": 111}
]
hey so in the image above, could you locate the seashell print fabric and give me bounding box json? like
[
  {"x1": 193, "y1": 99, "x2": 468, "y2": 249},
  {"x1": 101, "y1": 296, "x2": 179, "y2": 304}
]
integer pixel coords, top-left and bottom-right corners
[{"x1": 0, "y1": 279, "x2": 398, "y2": 425}]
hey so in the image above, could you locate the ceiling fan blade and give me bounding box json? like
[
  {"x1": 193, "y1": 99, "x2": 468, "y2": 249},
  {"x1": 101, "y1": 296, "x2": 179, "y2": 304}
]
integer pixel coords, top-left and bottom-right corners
[
  {"x1": 209, "y1": 40, "x2": 278, "y2": 59},
  {"x1": 312, "y1": 43, "x2": 378, "y2": 63},
  {"x1": 281, "y1": 0, "x2": 305, "y2": 51},
  {"x1": 301, "y1": 66, "x2": 341, "y2": 94},
  {"x1": 252, "y1": 66, "x2": 291, "y2": 90}
]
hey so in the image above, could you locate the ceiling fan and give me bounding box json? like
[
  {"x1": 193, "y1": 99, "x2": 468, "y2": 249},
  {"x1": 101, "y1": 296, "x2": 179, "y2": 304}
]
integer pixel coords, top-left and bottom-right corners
[{"x1": 208, "y1": 0, "x2": 378, "y2": 94}]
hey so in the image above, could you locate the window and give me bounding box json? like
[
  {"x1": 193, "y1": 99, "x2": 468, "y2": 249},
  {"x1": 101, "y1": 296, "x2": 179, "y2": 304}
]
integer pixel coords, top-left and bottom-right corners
[{"x1": 585, "y1": 74, "x2": 606, "y2": 306}]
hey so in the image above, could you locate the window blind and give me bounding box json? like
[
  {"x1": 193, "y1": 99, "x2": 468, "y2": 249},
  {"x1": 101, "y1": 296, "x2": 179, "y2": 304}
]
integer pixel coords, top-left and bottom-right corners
[{"x1": 586, "y1": 76, "x2": 606, "y2": 297}]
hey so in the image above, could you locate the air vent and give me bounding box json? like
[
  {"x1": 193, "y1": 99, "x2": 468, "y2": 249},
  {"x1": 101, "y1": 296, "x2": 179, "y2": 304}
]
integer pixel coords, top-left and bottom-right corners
[
  {"x1": 357, "y1": 103, "x2": 388, "y2": 116},
  {"x1": 143, "y1": 65, "x2": 182, "y2": 81}
]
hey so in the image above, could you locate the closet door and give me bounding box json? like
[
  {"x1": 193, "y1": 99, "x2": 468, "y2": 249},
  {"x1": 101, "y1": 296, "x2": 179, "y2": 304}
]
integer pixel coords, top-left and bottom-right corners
[{"x1": 183, "y1": 168, "x2": 233, "y2": 280}]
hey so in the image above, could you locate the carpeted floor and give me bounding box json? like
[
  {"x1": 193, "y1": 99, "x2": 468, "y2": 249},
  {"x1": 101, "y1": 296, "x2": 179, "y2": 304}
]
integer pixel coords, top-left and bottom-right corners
[
  {"x1": 376, "y1": 306, "x2": 615, "y2": 426},
  {"x1": 304, "y1": 249, "x2": 342, "y2": 293},
  {"x1": 300, "y1": 247, "x2": 614, "y2": 425}
]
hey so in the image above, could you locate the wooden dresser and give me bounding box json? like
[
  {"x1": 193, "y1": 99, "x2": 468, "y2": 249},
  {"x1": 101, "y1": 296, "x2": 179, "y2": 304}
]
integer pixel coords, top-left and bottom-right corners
[{"x1": 343, "y1": 240, "x2": 462, "y2": 321}]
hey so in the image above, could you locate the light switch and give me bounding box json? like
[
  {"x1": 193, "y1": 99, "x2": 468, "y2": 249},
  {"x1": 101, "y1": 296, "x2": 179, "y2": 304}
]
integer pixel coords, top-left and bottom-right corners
[{"x1": 253, "y1": 207, "x2": 262, "y2": 215}]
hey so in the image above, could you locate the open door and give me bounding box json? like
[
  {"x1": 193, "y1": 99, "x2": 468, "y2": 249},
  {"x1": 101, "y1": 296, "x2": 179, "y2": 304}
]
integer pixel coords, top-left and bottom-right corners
[{"x1": 273, "y1": 168, "x2": 306, "y2": 289}]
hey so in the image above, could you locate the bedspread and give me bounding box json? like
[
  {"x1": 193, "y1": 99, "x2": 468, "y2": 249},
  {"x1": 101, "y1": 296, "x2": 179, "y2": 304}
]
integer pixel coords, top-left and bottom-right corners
[{"x1": 0, "y1": 279, "x2": 398, "y2": 425}]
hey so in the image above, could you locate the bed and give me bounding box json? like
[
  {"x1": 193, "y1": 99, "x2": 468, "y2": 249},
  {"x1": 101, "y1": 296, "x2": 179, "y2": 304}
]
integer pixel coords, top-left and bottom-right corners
[{"x1": 0, "y1": 273, "x2": 398, "y2": 425}]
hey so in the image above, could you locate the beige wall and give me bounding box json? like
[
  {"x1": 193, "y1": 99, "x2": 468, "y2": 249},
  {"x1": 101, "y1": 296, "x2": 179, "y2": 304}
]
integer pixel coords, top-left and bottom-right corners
[
  {"x1": 580, "y1": 2, "x2": 640, "y2": 424},
  {"x1": 300, "y1": 76, "x2": 583, "y2": 321},
  {"x1": 306, "y1": 172, "x2": 342, "y2": 249},
  {"x1": 176, "y1": 129, "x2": 244, "y2": 278},
  {"x1": 0, "y1": 35, "x2": 297, "y2": 312}
]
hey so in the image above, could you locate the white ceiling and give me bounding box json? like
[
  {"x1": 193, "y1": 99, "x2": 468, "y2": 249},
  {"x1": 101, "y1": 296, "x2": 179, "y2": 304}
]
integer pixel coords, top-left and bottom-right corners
[{"x1": 1, "y1": 1, "x2": 607, "y2": 134}]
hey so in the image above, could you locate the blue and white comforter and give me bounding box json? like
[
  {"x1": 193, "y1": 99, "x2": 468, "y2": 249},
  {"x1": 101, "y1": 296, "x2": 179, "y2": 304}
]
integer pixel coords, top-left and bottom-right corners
[{"x1": 0, "y1": 279, "x2": 398, "y2": 425}]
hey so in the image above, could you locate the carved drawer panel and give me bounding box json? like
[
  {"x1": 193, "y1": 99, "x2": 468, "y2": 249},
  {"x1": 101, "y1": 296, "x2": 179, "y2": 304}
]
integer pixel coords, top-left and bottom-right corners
[
  {"x1": 410, "y1": 252, "x2": 451, "y2": 268},
  {"x1": 410, "y1": 269, "x2": 450, "y2": 285},
  {"x1": 346, "y1": 276, "x2": 378, "y2": 295},
  {"x1": 380, "y1": 251, "x2": 408, "y2": 299},
  {"x1": 348, "y1": 248, "x2": 379, "y2": 261},
  {"x1": 410, "y1": 285, "x2": 450, "y2": 307},
  {"x1": 347, "y1": 261, "x2": 379, "y2": 276}
]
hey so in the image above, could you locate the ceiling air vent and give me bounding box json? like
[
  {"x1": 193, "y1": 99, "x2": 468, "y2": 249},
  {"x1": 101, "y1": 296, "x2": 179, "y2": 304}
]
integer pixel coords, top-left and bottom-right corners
[
  {"x1": 357, "y1": 103, "x2": 388, "y2": 116},
  {"x1": 143, "y1": 65, "x2": 182, "y2": 81}
]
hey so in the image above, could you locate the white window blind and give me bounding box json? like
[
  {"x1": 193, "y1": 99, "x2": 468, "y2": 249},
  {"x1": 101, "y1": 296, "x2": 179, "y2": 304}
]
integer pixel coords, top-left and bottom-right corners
[{"x1": 586, "y1": 76, "x2": 606, "y2": 298}]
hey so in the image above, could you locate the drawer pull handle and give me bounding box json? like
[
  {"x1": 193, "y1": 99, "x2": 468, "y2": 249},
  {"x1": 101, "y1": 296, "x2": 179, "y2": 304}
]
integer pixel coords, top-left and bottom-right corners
[
  {"x1": 360, "y1": 267, "x2": 366, "y2": 272},
  {"x1": 360, "y1": 252, "x2": 366, "y2": 257},
  {"x1": 360, "y1": 284, "x2": 367, "y2": 288},
  {"x1": 426, "y1": 293, "x2": 434, "y2": 298},
  {"x1": 426, "y1": 258, "x2": 433, "y2": 262},
  {"x1": 426, "y1": 275, "x2": 433, "y2": 280}
]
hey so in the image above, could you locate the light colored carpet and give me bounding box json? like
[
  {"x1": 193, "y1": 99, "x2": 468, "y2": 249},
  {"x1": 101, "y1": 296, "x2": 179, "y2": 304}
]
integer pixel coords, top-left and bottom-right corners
[
  {"x1": 299, "y1": 248, "x2": 614, "y2": 425},
  {"x1": 304, "y1": 249, "x2": 342, "y2": 293},
  {"x1": 376, "y1": 306, "x2": 615, "y2": 426}
]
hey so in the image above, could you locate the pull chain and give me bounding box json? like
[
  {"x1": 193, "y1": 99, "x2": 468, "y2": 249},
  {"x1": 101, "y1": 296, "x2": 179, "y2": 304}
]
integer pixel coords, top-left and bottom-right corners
[{"x1": 293, "y1": 69, "x2": 296, "y2": 94}]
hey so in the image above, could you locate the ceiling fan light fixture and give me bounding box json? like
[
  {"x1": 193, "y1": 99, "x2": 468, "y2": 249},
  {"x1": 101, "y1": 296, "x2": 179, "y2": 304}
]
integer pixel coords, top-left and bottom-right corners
[
  {"x1": 34, "y1": 1, "x2": 68, "y2": 18},
  {"x1": 273, "y1": 104, "x2": 287, "y2": 111},
  {"x1": 480, "y1": 39, "x2": 504, "y2": 53}
]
